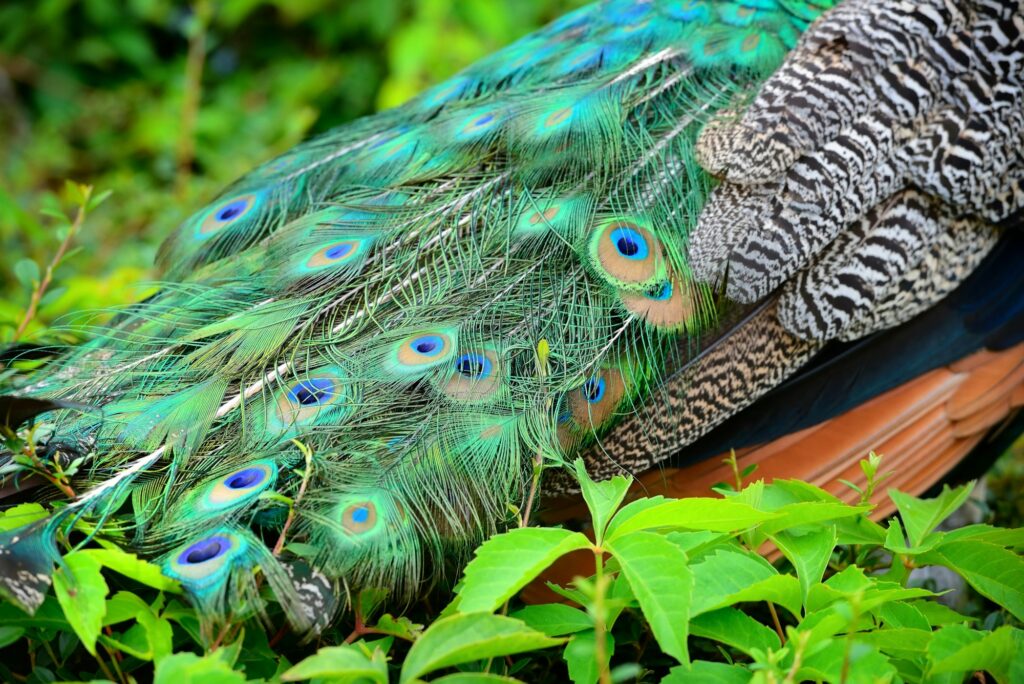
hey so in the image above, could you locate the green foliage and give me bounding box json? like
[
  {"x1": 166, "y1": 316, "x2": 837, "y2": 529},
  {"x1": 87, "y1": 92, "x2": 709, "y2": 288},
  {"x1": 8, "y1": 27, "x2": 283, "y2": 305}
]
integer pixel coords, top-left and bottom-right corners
[
  {"x1": 1, "y1": 455, "x2": 1022, "y2": 682},
  {"x1": 0, "y1": 0, "x2": 585, "y2": 341}
]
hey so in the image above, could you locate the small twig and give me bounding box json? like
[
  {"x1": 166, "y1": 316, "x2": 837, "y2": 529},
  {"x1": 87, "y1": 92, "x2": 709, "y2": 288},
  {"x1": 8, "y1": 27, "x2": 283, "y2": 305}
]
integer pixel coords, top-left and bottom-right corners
[
  {"x1": 592, "y1": 547, "x2": 612, "y2": 684},
  {"x1": 273, "y1": 440, "x2": 314, "y2": 556},
  {"x1": 11, "y1": 200, "x2": 86, "y2": 343},
  {"x1": 782, "y1": 630, "x2": 810, "y2": 684},
  {"x1": 208, "y1": 613, "x2": 238, "y2": 651},
  {"x1": 520, "y1": 450, "x2": 545, "y2": 529},
  {"x1": 766, "y1": 601, "x2": 785, "y2": 643}
]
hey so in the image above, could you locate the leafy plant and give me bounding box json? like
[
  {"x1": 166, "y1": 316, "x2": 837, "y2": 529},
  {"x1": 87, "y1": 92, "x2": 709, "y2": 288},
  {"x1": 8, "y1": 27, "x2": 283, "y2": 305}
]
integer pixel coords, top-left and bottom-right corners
[{"x1": 0, "y1": 454, "x2": 1021, "y2": 683}]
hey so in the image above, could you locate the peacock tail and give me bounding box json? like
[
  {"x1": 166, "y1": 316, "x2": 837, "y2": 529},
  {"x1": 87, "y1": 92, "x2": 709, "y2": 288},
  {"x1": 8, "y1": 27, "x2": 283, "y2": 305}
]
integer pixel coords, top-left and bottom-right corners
[{"x1": 21, "y1": 0, "x2": 1007, "y2": 638}]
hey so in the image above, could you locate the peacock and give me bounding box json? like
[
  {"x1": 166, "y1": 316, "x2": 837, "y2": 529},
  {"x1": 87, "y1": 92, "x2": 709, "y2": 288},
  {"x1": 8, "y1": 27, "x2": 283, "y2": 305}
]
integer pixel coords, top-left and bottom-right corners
[{"x1": 1, "y1": 0, "x2": 1021, "y2": 639}]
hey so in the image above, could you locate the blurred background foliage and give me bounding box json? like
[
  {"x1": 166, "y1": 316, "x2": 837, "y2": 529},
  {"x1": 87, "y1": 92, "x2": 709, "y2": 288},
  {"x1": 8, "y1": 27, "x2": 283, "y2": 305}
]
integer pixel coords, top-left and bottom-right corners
[{"x1": 0, "y1": 0, "x2": 584, "y2": 340}]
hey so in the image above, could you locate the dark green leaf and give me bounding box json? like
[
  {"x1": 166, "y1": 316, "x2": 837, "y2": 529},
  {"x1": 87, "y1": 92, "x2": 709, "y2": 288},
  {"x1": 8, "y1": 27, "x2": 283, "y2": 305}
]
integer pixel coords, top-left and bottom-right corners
[
  {"x1": 921, "y1": 540, "x2": 1024, "y2": 621},
  {"x1": 606, "y1": 531, "x2": 692, "y2": 663},
  {"x1": 153, "y1": 652, "x2": 246, "y2": 684},
  {"x1": 282, "y1": 645, "x2": 388, "y2": 683},
  {"x1": 690, "y1": 607, "x2": 780, "y2": 657},
  {"x1": 52, "y1": 551, "x2": 107, "y2": 656},
  {"x1": 888, "y1": 483, "x2": 973, "y2": 548},
  {"x1": 563, "y1": 629, "x2": 613, "y2": 684},
  {"x1": 606, "y1": 498, "x2": 776, "y2": 540},
  {"x1": 662, "y1": 661, "x2": 752, "y2": 683},
  {"x1": 510, "y1": 604, "x2": 592, "y2": 637},
  {"x1": 399, "y1": 614, "x2": 564, "y2": 683}
]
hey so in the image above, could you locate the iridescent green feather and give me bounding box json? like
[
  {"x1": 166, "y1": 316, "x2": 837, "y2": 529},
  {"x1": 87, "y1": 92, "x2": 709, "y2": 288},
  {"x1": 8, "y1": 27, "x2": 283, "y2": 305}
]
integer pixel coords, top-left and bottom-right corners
[{"x1": 0, "y1": 0, "x2": 839, "y2": 631}]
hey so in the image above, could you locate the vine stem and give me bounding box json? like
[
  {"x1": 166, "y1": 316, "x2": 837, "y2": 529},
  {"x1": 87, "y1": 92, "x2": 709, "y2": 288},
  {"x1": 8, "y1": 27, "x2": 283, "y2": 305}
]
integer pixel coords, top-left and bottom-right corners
[
  {"x1": 592, "y1": 547, "x2": 612, "y2": 684},
  {"x1": 11, "y1": 198, "x2": 87, "y2": 343},
  {"x1": 766, "y1": 601, "x2": 785, "y2": 643},
  {"x1": 273, "y1": 441, "x2": 313, "y2": 556}
]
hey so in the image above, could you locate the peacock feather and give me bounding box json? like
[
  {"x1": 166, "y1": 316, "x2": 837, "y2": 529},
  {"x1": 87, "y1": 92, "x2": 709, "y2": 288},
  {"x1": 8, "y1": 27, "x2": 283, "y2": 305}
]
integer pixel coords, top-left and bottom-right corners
[{"x1": 1, "y1": 0, "x2": 848, "y2": 635}]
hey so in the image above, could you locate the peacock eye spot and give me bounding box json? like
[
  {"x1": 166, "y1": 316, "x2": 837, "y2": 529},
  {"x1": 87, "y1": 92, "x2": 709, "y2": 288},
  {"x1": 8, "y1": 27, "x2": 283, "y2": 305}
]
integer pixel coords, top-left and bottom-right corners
[
  {"x1": 180, "y1": 537, "x2": 228, "y2": 565},
  {"x1": 225, "y1": 468, "x2": 263, "y2": 490},
  {"x1": 582, "y1": 377, "x2": 606, "y2": 403},
  {"x1": 474, "y1": 114, "x2": 494, "y2": 126},
  {"x1": 617, "y1": 236, "x2": 637, "y2": 255},
  {"x1": 351, "y1": 506, "x2": 370, "y2": 524},
  {"x1": 215, "y1": 199, "x2": 249, "y2": 223},
  {"x1": 455, "y1": 353, "x2": 490, "y2": 379},
  {"x1": 410, "y1": 335, "x2": 445, "y2": 357},
  {"x1": 289, "y1": 378, "x2": 334, "y2": 406},
  {"x1": 325, "y1": 243, "x2": 354, "y2": 260}
]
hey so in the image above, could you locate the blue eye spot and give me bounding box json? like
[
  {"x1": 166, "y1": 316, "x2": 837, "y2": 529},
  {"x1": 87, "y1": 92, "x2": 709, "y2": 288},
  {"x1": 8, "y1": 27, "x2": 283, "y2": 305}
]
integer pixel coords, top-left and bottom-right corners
[
  {"x1": 215, "y1": 199, "x2": 249, "y2": 223},
  {"x1": 610, "y1": 227, "x2": 648, "y2": 260},
  {"x1": 325, "y1": 243, "x2": 354, "y2": 260},
  {"x1": 455, "y1": 353, "x2": 492, "y2": 379},
  {"x1": 289, "y1": 378, "x2": 335, "y2": 406},
  {"x1": 351, "y1": 506, "x2": 370, "y2": 524},
  {"x1": 474, "y1": 114, "x2": 494, "y2": 126},
  {"x1": 180, "y1": 536, "x2": 229, "y2": 565},
  {"x1": 648, "y1": 281, "x2": 673, "y2": 301},
  {"x1": 411, "y1": 335, "x2": 445, "y2": 357},
  {"x1": 226, "y1": 468, "x2": 264, "y2": 490},
  {"x1": 582, "y1": 377, "x2": 606, "y2": 403}
]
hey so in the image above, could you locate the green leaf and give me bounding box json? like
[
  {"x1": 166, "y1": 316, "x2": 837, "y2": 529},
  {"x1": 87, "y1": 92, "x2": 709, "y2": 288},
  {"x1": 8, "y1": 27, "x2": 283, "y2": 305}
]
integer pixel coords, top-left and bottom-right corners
[
  {"x1": 884, "y1": 516, "x2": 941, "y2": 555},
  {"x1": 103, "y1": 591, "x2": 152, "y2": 626},
  {"x1": 662, "y1": 661, "x2": 752, "y2": 683},
  {"x1": 52, "y1": 551, "x2": 108, "y2": 656},
  {"x1": 877, "y1": 601, "x2": 931, "y2": 631},
  {"x1": 87, "y1": 188, "x2": 114, "y2": 211},
  {"x1": 399, "y1": 613, "x2": 564, "y2": 683},
  {"x1": 563, "y1": 630, "x2": 614, "y2": 684},
  {"x1": 574, "y1": 459, "x2": 631, "y2": 543},
  {"x1": 888, "y1": 483, "x2": 973, "y2": 548},
  {"x1": 510, "y1": 604, "x2": 592, "y2": 637},
  {"x1": 38, "y1": 286, "x2": 67, "y2": 307},
  {"x1": 0, "y1": 596, "x2": 69, "y2": 630},
  {"x1": 606, "y1": 531, "x2": 692, "y2": 663},
  {"x1": 373, "y1": 613, "x2": 423, "y2": 641},
  {"x1": 689, "y1": 549, "x2": 801, "y2": 618},
  {"x1": 0, "y1": 626, "x2": 25, "y2": 649},
  {"x1": 282, "y1": 645, "x2": 388, "y2": 683},
  {"x1": 769, "y1": 524, "x2": 836, "y2": 607},
  {"x1": 908, "y1": 599, "x2": 973, "y2": 626},
  {"x1": 796, "y1": 639, "x2": 897, "y2": 684},
  {"x1": 940, "y1": 524, "x2": 1024, "y2": 550},
  {"x1": 606, "y1": 498, "x2": 776, "y2": 540},
  {"x1": 456, "y1": 527, "x2": 591, "y2": 613},
  {"x1": 689, "y1": 607, "x2": 780, "y2": 657},
  {"x1": 432, "y1": 675, "x2": 524, "y2": 684},
  {"x1": 927, "y1": 625, "x2": 1024, "y2": 682},
  {"x1": 921, "y1": 540, "x2": 1024, "y2": 621},
  {"x1": 153, "y1": 652, "x2": 246, "y2": 684},
  {"x1": 857, "y1": 628, "x2": 933, "y2": 659},
  {"x1": 0, "y1": 503, "x2": 48, "y2": 532},
  {"x1": 82, "y1": 547, "x2": 182, "y2": 592},
  {"x1": 13, "y1": 258, "x2": 40, "y2": 289},
  {"x1": 664, "y1": 530, "x2": 730, "y2": 555},
  {"x1": 759, "y1": 501, "x2": 868, "y2": 536}
]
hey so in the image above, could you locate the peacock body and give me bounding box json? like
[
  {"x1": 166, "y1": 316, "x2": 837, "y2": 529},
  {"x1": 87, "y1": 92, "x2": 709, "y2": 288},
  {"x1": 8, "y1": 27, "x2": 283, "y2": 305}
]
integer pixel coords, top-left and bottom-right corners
[{"x1": 1, "y1": 0, "x2": 1022, "y2": 638}]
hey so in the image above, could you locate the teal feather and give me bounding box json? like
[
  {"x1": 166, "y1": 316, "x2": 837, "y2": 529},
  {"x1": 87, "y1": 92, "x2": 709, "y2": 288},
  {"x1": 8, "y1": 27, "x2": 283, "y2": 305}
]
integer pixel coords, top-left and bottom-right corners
[{"x1": 0, "y1": 0, "x2": 841, "y2": 634}]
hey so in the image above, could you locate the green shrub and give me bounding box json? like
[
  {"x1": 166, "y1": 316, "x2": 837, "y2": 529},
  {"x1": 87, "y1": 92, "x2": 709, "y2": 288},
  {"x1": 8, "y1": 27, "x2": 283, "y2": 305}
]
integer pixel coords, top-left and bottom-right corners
[{"x1": 0, "y1": 454, "x2": 1021, "y2": 683}]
